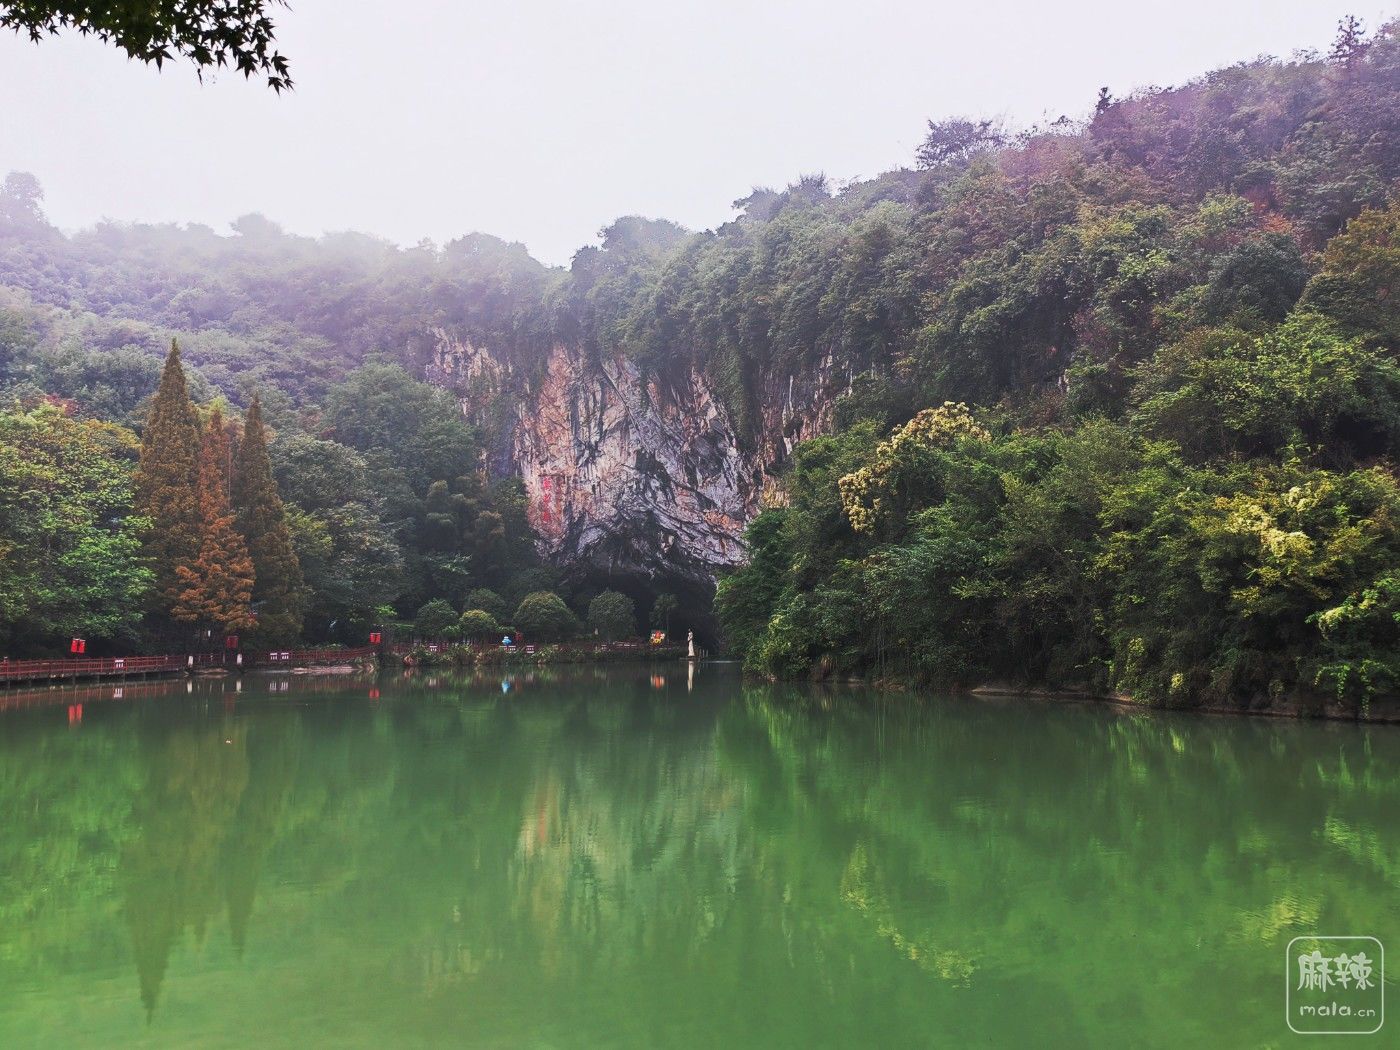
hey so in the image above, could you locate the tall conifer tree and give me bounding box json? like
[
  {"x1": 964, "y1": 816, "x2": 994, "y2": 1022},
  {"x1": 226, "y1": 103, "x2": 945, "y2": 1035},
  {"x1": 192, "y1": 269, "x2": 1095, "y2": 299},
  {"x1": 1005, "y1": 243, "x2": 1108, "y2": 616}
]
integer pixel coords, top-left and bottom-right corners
[
  {"x1": 232, "y1": 394, "x2": 305, "y2": 643},
  {"x1": 134, "y1": 340, "x2": 201, "y2": 613},
  {"x1": 173, "y1": 407, "x2": 256, "y2": 633}
]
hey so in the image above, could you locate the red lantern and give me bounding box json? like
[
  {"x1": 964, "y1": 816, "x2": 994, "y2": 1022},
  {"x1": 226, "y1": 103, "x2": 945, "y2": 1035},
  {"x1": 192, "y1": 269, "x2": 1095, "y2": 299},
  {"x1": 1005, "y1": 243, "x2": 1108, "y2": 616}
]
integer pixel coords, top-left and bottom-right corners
[
  {"x1": 70, "y1": 638, "x2": 86, "y2": 654},
  {"x1": 225, "y1": 635, "x2": 239, "y2": 649},
  {"x1": 369, "y1": 631, "x2": 382, "y2": 645}
]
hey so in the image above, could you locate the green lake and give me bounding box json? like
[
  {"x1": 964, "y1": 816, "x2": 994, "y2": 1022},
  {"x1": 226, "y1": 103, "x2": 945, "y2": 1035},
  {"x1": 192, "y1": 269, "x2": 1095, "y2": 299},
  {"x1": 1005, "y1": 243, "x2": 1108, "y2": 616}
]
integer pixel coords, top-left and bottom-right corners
[{"x1": 1, "y1": 665, "x2": 1395, "y2": 1046}]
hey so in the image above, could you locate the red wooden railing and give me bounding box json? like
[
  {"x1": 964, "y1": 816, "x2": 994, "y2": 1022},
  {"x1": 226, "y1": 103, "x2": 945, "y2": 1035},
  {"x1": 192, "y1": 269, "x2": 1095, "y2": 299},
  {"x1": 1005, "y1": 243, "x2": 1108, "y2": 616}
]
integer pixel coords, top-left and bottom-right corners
[
  {"x1": 0, "y1": 646, "x2": 378, "y2": 684},
  {"x1": 0, "y1": 654, "x2": 188, "y2": 682}
]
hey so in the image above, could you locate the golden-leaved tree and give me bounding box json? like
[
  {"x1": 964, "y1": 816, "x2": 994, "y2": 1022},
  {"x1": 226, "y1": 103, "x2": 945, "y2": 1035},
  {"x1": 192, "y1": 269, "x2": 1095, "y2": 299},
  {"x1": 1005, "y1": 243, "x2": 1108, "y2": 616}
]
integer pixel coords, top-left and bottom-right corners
[{"x1": 173, "y1": 407, "x2": 255, "y2": 634}]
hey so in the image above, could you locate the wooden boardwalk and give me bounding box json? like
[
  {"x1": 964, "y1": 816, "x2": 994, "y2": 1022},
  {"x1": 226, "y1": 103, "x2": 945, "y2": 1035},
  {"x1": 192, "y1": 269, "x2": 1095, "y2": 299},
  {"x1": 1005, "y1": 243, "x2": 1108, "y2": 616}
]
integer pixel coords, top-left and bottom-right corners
[{"x1": 0, "y1": 647, "x2": 378, "y2": 687}]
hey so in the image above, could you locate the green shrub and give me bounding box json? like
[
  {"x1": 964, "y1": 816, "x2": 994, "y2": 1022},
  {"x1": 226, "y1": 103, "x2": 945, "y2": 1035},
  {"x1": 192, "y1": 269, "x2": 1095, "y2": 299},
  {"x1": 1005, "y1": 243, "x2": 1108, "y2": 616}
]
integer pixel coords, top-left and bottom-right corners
[{"x1": 512, "y1": 591, "x2": 577, "y2": 643}]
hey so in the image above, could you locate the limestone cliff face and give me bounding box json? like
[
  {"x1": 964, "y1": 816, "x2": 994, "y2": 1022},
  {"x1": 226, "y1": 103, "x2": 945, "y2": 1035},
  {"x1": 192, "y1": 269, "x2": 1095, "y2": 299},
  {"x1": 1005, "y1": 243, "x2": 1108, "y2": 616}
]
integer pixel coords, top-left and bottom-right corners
[{"x1": 428, "y1": 333, "x2": 854, "y2": 588}]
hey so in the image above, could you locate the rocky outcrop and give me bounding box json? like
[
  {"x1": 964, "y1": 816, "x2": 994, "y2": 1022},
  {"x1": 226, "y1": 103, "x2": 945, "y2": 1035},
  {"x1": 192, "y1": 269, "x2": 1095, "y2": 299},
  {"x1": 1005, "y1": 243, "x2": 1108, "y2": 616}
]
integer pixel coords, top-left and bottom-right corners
[
  {"x1": 429, "y1": 334, "x2": 857, "y2": 589},
  {"x1": 512, "y1": 344, "x2": 752, "y2": 581}
]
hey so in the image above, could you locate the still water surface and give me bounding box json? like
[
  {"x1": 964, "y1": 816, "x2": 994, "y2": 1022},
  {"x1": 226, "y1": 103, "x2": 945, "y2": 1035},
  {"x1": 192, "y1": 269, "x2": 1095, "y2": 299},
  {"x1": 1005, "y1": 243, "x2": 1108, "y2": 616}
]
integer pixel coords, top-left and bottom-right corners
[{"x1": 1, "y1": 665, "x2": 1396, "y2": 1046}]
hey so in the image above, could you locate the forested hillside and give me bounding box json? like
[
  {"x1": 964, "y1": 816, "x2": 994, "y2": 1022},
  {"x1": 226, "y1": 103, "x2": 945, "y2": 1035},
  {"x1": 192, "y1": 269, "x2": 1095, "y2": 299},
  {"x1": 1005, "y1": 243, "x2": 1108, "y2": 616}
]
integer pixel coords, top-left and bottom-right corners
[
  {"x1": 712, "y1": 19, "x2": 1400, "y2": 711},
  {"x1": 2, "y1": 18, "x2": 1398, "y2": 708}
]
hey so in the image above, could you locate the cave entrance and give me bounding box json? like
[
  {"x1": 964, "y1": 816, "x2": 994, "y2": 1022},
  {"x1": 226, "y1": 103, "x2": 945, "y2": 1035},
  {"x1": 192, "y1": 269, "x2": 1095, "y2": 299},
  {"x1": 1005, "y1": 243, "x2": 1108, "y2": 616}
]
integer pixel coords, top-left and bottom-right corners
[{"x1": 561, "y1": 569, "x2": 722, "y2": 652}]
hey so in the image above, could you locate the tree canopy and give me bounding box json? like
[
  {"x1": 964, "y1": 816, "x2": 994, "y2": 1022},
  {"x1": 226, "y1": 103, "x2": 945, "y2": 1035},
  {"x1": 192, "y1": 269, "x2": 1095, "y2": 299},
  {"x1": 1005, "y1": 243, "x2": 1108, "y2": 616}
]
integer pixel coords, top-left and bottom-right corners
[
  {"x1": 513, "y1": 592, "x2": 577, "y2": 643},
  {"x1": 0, "y1": 0, "x2": 292, "y2": 89},
  {"x1": 587, "y1": 590, "x2": 636, "y2": 642},
  {"x1": 233, "y1": 394, "x2": 305, "y2": 644},
  {"x1": 133, "y1": 341, "x2": 201, "y2": 614},
  {"x1": 0, "y1": 404, "x2": 151, "y2": 650}
]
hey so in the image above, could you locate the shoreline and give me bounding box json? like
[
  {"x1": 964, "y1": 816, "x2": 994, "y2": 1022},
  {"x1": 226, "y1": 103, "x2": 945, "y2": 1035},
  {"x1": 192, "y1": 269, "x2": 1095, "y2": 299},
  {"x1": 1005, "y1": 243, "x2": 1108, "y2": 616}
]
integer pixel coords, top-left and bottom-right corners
[
  {"x1": 959, "y1": 682, "x2": 1400, "y2": 724},
  {"x1": 783, "y1": 672, "x2": 1400, "y2": 724}
]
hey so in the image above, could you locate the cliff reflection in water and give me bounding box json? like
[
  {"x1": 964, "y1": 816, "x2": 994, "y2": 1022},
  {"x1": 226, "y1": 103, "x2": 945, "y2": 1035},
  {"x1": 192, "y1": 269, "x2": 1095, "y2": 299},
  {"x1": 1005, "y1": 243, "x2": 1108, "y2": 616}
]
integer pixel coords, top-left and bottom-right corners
[{"x1": 0, "y1": 667, "x2": 1396, "y2": 1046}]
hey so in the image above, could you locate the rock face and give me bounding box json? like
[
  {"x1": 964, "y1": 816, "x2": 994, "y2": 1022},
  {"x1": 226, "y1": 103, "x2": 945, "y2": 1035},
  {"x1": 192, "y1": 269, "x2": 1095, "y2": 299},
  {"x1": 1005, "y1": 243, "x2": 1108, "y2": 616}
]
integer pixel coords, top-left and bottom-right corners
[{"x1": 428, "y1": 334, "x2": 856, "y2": 591}]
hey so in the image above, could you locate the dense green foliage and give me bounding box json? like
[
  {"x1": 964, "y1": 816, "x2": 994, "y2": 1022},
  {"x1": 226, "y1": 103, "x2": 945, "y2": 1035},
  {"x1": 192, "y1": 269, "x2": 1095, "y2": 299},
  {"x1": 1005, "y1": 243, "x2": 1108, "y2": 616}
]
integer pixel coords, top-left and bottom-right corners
[
  {"x1": 457, "y1": 608, "x2": 502, "y2": 641},
  {"x1": 322, "y1": 362, "x2": 537, "y2": 611},
  {"x1": 0, "y1": 348, "x2": 540, "y2": 652},
  {"x1": 512, "y1": 591, "x2": 578, "y2": 643},
  {"x1": 650, "y1": 592, "x2": 679, "y2": 632},
  {"x1": 0, "y1": 405, "x2": 151, "y2": 650},
  {"x1": 239, "y1": 361, "x2": 538, "y2": 645},
  {"x1": 132, "y1": 341, "x2": 201, "y2": 613},
  {"x1": 587, "y1": 590, "x2": 636, "y2": 642},
  {"x1": 722, "y1": 365, "x2": 1400, "y2": 709},
  {"x1": 464, "y1": 588, "x2": 509, "y2": 623},
  {"x1": 412, "y1": 599, "x2": 457, "y2": 640},
  {"x1": 713, "y1": 22, "x2": 1400, "y2": 710},
  {"x1": 266, "y1": 433, "x2": 401, "y2": 641},
  {"x1": 231, "y1": 395, "x2": 305, "y2": 644}
]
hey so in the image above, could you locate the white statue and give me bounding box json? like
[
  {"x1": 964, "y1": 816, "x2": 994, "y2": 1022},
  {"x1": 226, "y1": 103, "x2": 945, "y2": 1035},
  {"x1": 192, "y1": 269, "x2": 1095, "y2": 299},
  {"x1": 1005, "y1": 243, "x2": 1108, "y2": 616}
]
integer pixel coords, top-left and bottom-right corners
[{"x1": 687, "y1": 629, "x2": 695, "y2": 660}]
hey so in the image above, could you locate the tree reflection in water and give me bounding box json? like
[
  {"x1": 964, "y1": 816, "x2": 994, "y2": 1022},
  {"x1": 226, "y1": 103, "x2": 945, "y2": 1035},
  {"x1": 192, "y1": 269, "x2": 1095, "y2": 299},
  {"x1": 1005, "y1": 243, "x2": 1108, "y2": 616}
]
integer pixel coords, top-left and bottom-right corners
[{"x1": 0, "y1": 669, "x2": 1395, "y2": 1046}]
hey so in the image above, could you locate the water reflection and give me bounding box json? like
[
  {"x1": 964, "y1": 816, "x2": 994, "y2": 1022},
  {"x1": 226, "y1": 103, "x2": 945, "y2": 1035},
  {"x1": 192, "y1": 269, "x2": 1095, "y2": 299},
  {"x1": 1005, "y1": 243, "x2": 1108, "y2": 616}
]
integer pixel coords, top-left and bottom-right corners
[
  {"x1": 0, "y1": 668, "x2": 1395, "y2": 1046},
  {"x1": 119, "y1": 716, "x2": 300, "y2": 1015}
]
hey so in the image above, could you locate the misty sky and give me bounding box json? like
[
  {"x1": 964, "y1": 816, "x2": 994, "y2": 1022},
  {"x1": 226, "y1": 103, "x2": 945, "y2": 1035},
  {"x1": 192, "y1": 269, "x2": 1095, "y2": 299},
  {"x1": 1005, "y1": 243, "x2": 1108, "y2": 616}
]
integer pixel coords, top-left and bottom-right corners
[{"x1": 0, "y1": 0, "x2": 1383, "y2": 266}]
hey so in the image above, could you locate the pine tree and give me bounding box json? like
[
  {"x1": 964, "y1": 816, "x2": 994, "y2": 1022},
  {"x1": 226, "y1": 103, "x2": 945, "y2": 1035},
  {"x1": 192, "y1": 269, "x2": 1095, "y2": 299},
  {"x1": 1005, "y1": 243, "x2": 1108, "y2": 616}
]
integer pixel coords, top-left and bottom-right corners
[
  {"x1": 173, "y1": 407, "x2": 256, "y2": 633},
  {"x1": 134, "y1": 340, "x2": 202, "y2": 613},
  {"x1": 232, "y1": 394, "x2": 305, "y2": 643}
]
